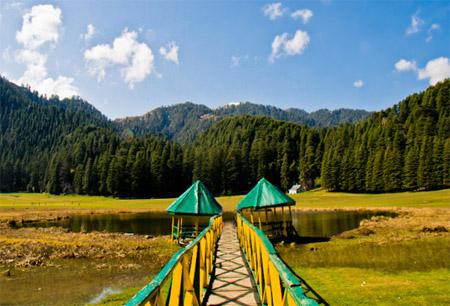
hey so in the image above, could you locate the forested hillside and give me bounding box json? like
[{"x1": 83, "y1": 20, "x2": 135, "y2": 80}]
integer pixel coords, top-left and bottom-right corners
[
  {"x1": 0, "y1": 77, "x2": 111, "y2": 192},
  {"x1": 115, "y1": 102, "x2": 370, "y2": 143},
  {"x1": 190, "y1": 79, "x2": 449, "y2": 193},
  {"x1": 46, "y1": 126, "x2": 187, "y2": 197},
  {"x1": 320, "y1": 80, "x2": 449, "y2": 192},
  {"x1": 0, "y1": 76, "x2": 448, "y2": 196}
]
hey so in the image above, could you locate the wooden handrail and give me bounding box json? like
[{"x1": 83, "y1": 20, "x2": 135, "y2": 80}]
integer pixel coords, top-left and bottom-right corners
[
  {"x1": 126, "y1": 215, "x2": 223, "y2": 306},
  {"x1": 236, "y1": 213, "x2": 319, "y2": 306}
]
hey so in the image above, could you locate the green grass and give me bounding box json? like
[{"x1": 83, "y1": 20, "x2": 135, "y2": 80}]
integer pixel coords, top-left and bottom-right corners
[
  {"x1": 0, "y1": 193, "x2": 242, "y2": 212},
  {"x1": 278, "y1": 211, "x2": 450, "y2": 305},
  {"x1": 0, "y1": 189, "x2": 448, "y2": 214},
  {"x1": 95, "y1": 287, "x2": 141, "y2": 305},
  {"x1": 290, "y1": 188, "x2": 450, "y2": 208},
  {"x1": 295, "y1": 267, "x2": 450, "y2": 305},
  {"x1": 279, "y1": 237, "x2": 450, "y2": 272}
]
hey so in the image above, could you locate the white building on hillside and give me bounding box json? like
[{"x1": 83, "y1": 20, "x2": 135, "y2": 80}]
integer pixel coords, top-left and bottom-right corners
[{"x1": 288, "y1": 184, "x2": 304, "y2": 194}]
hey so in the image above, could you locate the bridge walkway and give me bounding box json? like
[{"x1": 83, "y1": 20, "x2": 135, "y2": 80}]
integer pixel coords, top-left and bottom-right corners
[{"x1": 204, "y1": 222, "x2": 260, "y2": 306}]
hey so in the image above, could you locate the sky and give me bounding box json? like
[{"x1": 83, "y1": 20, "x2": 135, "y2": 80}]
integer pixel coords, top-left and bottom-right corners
[{"x1": 0, "y1": 1, "x2": 449, "y2": 119}]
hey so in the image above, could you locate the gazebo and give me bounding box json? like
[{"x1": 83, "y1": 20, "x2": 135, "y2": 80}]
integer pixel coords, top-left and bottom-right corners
[
  {"x1": 237, "y1": 178, "x2": 296, "y2": 239},
  {"x1": 166, "y1": 180, "x2": 222, "y2": 241}
]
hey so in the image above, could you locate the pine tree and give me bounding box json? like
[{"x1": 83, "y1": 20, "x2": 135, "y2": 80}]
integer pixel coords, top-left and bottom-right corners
[
  {"x1": 443, "y1": 138, "x2": 450, "y2": 187},
  {"x1": 280, "y1": 152, "x2": 290, "y2": 191},
  {"x1": 403, "y1": 145, "x2": 419, "y2": 190},
  {"x1": 418, "y1": 136, "x2": 434, "y2": 190},
  {"x1": 47, "y1": 159, "x2": 62, "y2": 195},
  {"x1": 383, "y1": 145, "x2": 402, "y2": 192},
  {"x1": 107, "y1": 157, "x2": 119, "y2": 196},
  {"x1": 371, "y1": 149, "x2": 385, "y2": 192}
]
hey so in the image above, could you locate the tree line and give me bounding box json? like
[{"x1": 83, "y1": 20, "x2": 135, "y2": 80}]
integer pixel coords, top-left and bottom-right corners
[{"x1": 0, "y1": 77, "x2": 449, "y2": 196}]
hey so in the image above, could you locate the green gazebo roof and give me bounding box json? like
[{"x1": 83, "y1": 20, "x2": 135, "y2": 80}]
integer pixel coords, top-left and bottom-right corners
[
  {"x1": 237, "y1": 178, "x2": 295, "y2": 211},
  {"x1": 166, "y1": 180, "x2": 223, "y2": 216}
]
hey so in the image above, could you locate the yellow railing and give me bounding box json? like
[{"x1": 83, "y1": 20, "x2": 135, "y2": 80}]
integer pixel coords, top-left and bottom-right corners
[
  {"x1": 127, "y1": 215, "x2": 223, "y2": 306},
  {"x1": 236, "y1": 213, "x2": 319, "y2": 306}
]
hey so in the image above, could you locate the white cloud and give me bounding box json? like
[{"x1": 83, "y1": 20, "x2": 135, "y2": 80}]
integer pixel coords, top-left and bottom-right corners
[
  {"x1": 231, "y1": 56, "x2": 241, "y2": 68},
  {"x1": 13, "y1": 4, "x2": 79, "y2": 98},
  {"x1": 426, "y1": 23, "x2": 440, "y2": 42},
  {"x1": 263, "y1": 3, "x2": 286, "y2": 20},
  {"x1": 82, "y1": 24, "x2": 95, "y2": 41},
  {"x1": 405, "y1": 13, "x2": 424, "y2": 35},
  {"x1": 159, "y1": 41, "x2": 179, "y2": 64},
  {"x1": 418, "y1": 57, "x2": 450, "y2": 85},
  {"x1": 15, "y1": 49, "x2": 78, "y2": 97},
  {"x1": 353, "y1": 80, "x2": 364, "y2": 88},
  {"x1": 269, "y1": 30, "x2": 310, "y2": 63},
  {"x1": 84, "y1": 29, "x2": 154, "y2": 88},
  {"x1": 291, "y1": 9, "x2": 313, "y2": 23},
  {"x1": 16, "y1": 4, "x2": 61, "y2": 49},
  {"x1": 395, "y1": 59, "x2": 417, "y2": 72}
]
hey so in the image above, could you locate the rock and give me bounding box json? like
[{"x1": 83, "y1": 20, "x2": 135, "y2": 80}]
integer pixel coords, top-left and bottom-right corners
[
  {"x1": 422, "y1": 226, "x2": 448, "y2": 233},
  {"x1": 95, "y1": 263, "x2": 108, "y2": 269},
  {"x1": 358, "y1": 228, "x2": 375, "y2": 236},
  {"x1": 3, "y1": 269, "x2": 11, "y2": 277},
  {"x1": 145, "y1": 235, "x2": 153, "y2": 239},
  {"x1": 289, "y1": 242, "x2": 296, "y2": 248}
]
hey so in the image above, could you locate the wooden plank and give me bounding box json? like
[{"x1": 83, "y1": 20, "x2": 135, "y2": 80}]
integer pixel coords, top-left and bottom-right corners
[{"x1": 204, "y1": 222, "x2": 260, "y2": 305}]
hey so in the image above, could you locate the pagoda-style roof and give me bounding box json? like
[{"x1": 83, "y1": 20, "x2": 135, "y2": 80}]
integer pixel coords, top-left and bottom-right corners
[
  {"x1": 166, "y1": 180, "x2": 223, "y2": 216},
  {"x1": 237, "y1": 178, "x2": 295, "y2": 211}
]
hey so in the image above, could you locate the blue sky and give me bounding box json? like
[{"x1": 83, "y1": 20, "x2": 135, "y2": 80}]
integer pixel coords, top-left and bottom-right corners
[{"x1": 0, "y1": 1, "x2": 449, "y2": 119}]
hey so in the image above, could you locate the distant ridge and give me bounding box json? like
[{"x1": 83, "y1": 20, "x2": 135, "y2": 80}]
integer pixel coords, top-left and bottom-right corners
[{"x1": 115, "y1": 101, "x2": 371, "y2": 143}]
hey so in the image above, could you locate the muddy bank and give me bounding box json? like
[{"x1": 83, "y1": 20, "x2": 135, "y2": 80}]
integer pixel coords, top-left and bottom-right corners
[
  {"x1": 278, "y1": 207, "x2": 450, "y2": 272},
  {"x1": 0, "y1": 207, "x2": 161, "y2": 225},
  {"x1": 0, "y1": 226, "x2": 177, "y2": 269},
  {"x1": 0, "y1": 226, "x2": 179, "y2": 305},
  {"x1": 335, "y1": 207, "x2": 450, "y2": 241}
]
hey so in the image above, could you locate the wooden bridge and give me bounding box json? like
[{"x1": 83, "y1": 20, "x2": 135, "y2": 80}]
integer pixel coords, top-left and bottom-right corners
[{"x1": 126, "y1": 214, "x2": 323, "y2": 306}]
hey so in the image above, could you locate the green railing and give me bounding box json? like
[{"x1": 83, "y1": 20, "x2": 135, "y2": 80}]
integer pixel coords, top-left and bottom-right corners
[
  {"x1": 126, "y1": 215, "x2": 223, "y2": 306},
  {"x1": 236, "y1": 213, "x2": 322, "y2": 306}
]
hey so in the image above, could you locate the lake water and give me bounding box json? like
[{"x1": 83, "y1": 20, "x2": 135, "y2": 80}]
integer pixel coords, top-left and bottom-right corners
[{"x1": 23, "y1": 210, "x2": 395, "y2": 238}]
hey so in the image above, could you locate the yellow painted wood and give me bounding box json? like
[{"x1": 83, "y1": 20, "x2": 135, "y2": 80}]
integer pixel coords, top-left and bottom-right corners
[
  {"x1": 269, "y1": 261, "x2": 283, "y2": 305},
  {"x1": 168, "y1": 261, "x2": 183, "y2": 306},
  {"x1": 288, "y1": 292, "x2": 295, "y2": 306},
  {"x1": 199, "y1": 238, "x2": 206, "y2": 296},
  {"x1": 171, "y1": 216, "x2": 174, "y2": 240},
  {"x1": 261, "y1": 241, "x2": 272, "y2": 305},
  {"x1": 182, "y1": 255, "x2": 200, "y2": 306},
  {"x1": 189, "y1": 245, "x2": 198, "y2": 279},
  {"x1": 180, "y1": 217, "x2": 183, "y2": 238}
]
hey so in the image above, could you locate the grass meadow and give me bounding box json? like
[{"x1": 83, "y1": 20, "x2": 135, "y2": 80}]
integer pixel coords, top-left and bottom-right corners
[
  {"x1": 1, "y1": 189, "x2": 449, "y2": 305},
  {"x1": 0, "y1": 188, "x2": 448, "y2": 214}
]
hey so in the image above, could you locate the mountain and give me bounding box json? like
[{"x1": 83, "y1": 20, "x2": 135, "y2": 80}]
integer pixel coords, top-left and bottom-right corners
[
  {"x1": 115, "y1": 102, "x2": 371, "y2": 144},
  {"x1": 1, "y1": 76, "x2": 448, "y2": 196},
  {"x1": 0, "y1": 77, "x2": 112, "y2": 192},
  {"x1": 189, "y1": 79, "x2": 449, "y2": 194}
]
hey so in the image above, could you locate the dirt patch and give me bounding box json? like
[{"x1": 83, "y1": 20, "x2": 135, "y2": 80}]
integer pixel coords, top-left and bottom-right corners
[
  {"x1": 335, "y1": 208, "x2": 450, "y2": 242},
  {"x1": 0, "y1": 226, "x2": 178, "y2": 269}
]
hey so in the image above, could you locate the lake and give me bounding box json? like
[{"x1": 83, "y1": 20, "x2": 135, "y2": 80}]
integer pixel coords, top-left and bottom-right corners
[{"x1": 23, "y1": 210, "x2": 396, "y2": 238}]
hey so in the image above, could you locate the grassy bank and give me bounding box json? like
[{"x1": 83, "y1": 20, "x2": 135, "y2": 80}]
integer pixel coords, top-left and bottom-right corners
[
  {"x1": 278, "y1": 208, "x2": 450, "y2": 305},
  {"x1": 0, "y1": 226, "x2": 179, "y2": 305},
  {"x1": 1, "y1": 189, "x2": 449, "y2": 304},
  {"x1": 0, "y1": 189, "x2": 448, "y2": 222}
]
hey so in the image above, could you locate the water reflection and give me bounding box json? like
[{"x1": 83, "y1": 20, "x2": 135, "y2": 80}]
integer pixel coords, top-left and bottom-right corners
[
  {"x1": 24, "y1": 210, "x2": 395, "y2": 238},
  {"x1": 292, "y1": 210, "x2": 395, "y2": 237}
]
